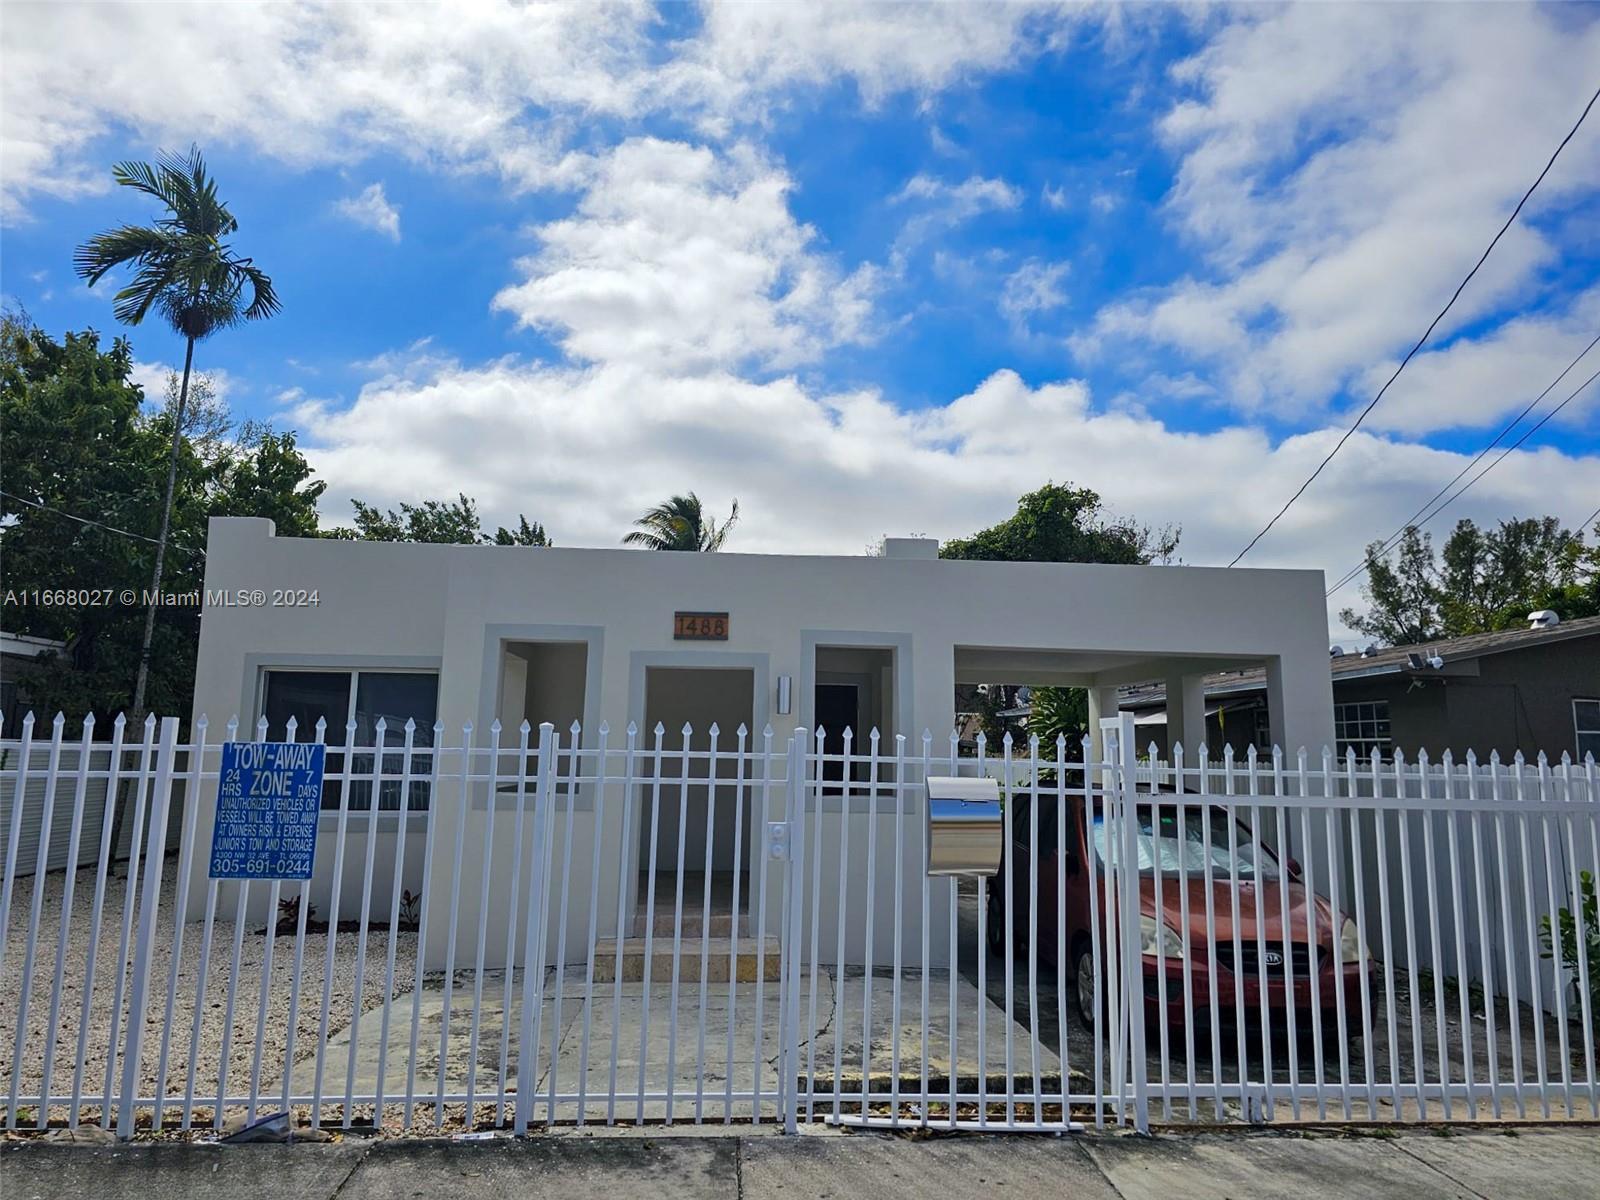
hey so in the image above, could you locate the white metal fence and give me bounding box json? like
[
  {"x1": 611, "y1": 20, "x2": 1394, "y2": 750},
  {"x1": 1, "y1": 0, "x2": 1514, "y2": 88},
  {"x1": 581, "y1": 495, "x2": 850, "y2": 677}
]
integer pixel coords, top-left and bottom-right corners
[{"x1": 1, "y1": 709, "x2": 1595, "y2": 1137}]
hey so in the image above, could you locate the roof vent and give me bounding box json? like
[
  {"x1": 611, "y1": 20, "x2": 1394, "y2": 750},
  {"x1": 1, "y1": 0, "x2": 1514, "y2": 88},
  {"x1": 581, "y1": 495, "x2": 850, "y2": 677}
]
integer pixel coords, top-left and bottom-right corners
[
  {"x1": 1360, "y1": 643, "x2": 1379, "y2": 658},
  {"x1": 1528, "y1": 610, "x2": 1560, "y2": 630},
  {"x1": 1329, "y1": 645, "x2": 1345, "y2": 657}
]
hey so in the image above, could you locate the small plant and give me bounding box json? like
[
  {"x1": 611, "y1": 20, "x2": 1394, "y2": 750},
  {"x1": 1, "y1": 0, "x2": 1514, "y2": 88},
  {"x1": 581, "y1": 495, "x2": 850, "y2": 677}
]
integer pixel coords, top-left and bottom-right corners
[
  {"x1": 398, "y1": 889, "x2": 421, "y2": 932},
  {"x1": 276, "y1": 895, "x2": 316, "y2": 935},
  {"x1": 1539, "y1": 870, "x2": 1599, "y2": 1011}
]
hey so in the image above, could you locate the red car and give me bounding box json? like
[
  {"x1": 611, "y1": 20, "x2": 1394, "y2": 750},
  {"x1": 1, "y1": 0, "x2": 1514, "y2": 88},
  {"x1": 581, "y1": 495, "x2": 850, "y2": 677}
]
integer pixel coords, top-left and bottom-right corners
[{"x1": 986, "y1": 792, "x2": 1374, "y2": 1035}]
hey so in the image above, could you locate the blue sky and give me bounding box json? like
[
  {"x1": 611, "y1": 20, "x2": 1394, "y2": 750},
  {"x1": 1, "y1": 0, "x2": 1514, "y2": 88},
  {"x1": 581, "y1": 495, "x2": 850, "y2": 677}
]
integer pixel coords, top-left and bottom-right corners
[{"x1": 4, "y1": 3, "x2": 1598, "y2": 634}]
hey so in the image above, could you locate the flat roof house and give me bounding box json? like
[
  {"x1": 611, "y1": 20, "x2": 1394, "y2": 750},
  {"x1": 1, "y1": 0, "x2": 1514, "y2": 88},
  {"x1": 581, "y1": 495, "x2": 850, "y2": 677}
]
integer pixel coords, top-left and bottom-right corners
[{"x1": 187, "y1": 516, "x2": 1337, "y2": 967}]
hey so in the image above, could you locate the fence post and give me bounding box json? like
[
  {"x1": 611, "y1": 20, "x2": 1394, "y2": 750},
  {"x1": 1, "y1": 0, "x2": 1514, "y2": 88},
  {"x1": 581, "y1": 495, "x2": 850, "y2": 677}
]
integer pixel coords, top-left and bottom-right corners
[
  {"x1": 514, "y1": 723, "x2": 556, "y2": 1134},
  {"x1": 780, "y1": 729, "x2": 808, "y2": 1133},
  {"x1": 117, "y1": 716, "x2": 181, "y2": 1139},
  {"x1": 1111, "y1": 713, "x2": 1150, "y2": 1134}
]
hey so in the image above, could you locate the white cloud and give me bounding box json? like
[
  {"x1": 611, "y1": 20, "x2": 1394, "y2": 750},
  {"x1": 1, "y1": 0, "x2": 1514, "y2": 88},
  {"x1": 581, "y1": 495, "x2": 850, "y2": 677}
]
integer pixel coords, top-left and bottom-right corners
[
  {"x1": 292, "y1": 353, "x2": 1600, "y2": 639},
  {"x1": 2, "y1": 1, "x2": 1087, "y2": 217},
  {"x1": 492, "y1": 138, "x2": 880, "y2": 374},
  {"x1": 1000, "y1": 259, "x2": 1070, "y2": 334},
  {"x1": 667, "y1": 2, "x2": 1078, "y2": 112},
  {"x1": 334, "y1": 182, "x2": 401, "y2": 241},
  {"x1": 130, "y1": 361, "x2": 235, "y2": 405},
  {"x1": 889, "y1": 173, "x2": 1023, "y2": 257},
  {"x1": 1041, "y1": 183, "x2": 1068, "y2": 212},
  {"x1": 1086, "y1": 4, "x2": 1600, "y2": 426},
  {"x1": 1, "y1": 0, "x2": 656, "y2": 215}
]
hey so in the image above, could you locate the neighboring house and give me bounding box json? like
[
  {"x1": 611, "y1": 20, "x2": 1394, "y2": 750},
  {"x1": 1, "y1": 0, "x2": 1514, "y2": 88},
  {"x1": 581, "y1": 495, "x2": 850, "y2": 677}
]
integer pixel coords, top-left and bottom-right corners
[
  {"x1": 0, "y1": 630, "x2": 63, "y2": 732},
  {"x1": 0, "y1": 631, "x2": 118, "y2": 876},
  {"x1": 1120, "y1": 613, "x2": 1600, "y2": 763},
  {"x1": 182, "y1": 515, "x2": 1337, "y2": 965}
]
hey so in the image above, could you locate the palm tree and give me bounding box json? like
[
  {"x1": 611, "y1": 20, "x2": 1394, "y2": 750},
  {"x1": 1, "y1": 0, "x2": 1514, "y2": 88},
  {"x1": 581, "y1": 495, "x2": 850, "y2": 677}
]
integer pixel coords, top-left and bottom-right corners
[
  {"x1": 75, "y1": 146, "x2": 280, "y2": 719},
  {"x1": 623, "y1": 493, "x2": 740, "y2": 552}
]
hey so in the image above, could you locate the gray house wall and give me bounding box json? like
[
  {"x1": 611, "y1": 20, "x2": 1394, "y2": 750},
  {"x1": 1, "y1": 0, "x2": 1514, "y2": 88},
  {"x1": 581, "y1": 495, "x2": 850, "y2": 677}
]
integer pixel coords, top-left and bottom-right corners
[{"x1": 1337, "y1": 632, "x2": 1600, "y2": 761}]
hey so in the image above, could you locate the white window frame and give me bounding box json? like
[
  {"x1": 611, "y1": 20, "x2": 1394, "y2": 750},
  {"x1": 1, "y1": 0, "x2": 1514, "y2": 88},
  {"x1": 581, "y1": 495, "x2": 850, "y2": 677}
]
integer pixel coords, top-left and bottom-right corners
[
  {"x1": 1575, "y1": 697, "x2": 1600, "y2": 763},
  {"x1": 1334, "y1": 699, "x2": 1393, "y2": 761}
]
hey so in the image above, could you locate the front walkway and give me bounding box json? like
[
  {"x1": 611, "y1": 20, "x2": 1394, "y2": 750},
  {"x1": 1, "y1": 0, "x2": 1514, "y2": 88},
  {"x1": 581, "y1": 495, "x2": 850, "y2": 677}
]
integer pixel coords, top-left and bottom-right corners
[{"x1": 289, "y1": 966, "x2": 1062, "y2": 1126}]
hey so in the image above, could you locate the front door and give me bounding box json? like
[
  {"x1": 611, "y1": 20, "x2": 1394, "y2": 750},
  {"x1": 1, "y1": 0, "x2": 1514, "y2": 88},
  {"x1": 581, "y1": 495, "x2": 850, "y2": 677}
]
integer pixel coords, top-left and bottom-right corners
[{"x1": 637, "y1": 667, "x2": 757, "y2": 931}]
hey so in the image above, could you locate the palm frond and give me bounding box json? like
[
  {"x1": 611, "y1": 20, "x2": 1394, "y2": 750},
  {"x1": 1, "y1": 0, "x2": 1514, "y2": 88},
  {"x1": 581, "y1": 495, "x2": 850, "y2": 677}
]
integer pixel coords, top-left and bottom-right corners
[
  {"x1": 76, "y1": 146, "x2": 276, "y2": 337},
  {"x1": 231, "y1": 257, "x2": 282, "y2": 321},
  {"x1": 72, "y1": 224, "x2": 177, "y2": 284}
]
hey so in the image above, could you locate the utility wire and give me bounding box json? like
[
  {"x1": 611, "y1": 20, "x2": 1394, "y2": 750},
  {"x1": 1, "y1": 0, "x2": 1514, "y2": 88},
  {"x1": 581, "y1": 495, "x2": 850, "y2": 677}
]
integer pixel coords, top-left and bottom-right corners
[
  {"x1": 1230, "y1": 80, "x2": 1600, "y2": 568},
  {"x1": 1326, "y1": 364, "x2": 1600, "y2": 594},
  {"x1": 1324, "y1": 331, "x2": 1600, "y2": 594},
  {"x1": 0, "y1": 488, "x2": 204, "y2": 559}
]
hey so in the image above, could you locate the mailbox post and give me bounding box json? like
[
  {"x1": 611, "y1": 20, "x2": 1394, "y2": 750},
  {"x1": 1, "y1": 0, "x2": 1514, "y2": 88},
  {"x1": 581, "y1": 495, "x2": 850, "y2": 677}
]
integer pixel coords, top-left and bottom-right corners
[{"x1": 924, "y1": 776, "x2": 1003, "y2": 877}]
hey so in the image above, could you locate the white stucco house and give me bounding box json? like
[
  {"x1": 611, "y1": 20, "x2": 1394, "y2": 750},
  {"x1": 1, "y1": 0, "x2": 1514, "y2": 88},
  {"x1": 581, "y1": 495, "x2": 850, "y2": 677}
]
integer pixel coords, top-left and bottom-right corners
[{"x1": 185, "y1": 516, "x2": 1336, "y2": 968}]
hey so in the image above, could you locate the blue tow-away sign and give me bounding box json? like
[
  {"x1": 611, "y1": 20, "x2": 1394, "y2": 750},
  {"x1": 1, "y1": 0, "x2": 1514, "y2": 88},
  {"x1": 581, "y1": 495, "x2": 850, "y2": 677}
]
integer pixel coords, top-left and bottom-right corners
[{"x1": 209, "y1": 742, "x2": 325, "y2": 880}]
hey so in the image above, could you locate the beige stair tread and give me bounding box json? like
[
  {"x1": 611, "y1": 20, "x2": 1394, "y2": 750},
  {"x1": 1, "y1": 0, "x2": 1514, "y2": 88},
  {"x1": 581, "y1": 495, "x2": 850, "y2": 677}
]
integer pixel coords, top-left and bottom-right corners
[{"x1": 590, "y1": 935, "x2": 781, "y2": 983}]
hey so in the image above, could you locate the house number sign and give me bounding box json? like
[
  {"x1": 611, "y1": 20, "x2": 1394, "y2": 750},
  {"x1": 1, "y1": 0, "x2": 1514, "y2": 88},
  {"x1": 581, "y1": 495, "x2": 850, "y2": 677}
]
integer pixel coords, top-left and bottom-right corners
[{"x1": 674, "y1": 611, "x2": 729, "y2": 640}]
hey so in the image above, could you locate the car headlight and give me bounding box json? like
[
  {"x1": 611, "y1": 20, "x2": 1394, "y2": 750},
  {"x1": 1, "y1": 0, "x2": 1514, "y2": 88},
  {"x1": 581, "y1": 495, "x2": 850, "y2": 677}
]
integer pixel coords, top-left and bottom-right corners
[
  {"x1": 1138, "y1": 914, "x2": 1187, "y2": 962},
  {"x1": 1337, "y1": 916, "x2": 1370, "y2": 964}
]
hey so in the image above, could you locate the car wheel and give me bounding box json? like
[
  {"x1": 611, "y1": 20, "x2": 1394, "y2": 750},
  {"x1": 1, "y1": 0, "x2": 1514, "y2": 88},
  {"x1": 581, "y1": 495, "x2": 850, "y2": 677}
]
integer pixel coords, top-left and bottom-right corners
[{"x1": 1074, "y1": 944, "x2": 1099, "y2": 1029}]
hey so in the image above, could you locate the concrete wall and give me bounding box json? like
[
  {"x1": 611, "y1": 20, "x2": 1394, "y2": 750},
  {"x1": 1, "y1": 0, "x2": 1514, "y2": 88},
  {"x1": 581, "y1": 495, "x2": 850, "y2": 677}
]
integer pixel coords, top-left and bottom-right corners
[{"x1": 188, "y1": 517, "x2": 1336, "y2": 965}]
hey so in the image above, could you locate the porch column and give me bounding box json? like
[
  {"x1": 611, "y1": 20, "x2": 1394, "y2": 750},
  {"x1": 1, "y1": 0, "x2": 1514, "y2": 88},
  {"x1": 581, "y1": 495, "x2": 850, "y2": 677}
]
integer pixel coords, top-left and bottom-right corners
[
  {"x1": 1086, "y1": 684, "x2": 1122, "y2": 764},
  {"x1": 1264, "y1": 653, "x2": 1333, "y2": 757},
  {"x1": 1164, "y1": 671, "x2": 1208, "y2": 758}
]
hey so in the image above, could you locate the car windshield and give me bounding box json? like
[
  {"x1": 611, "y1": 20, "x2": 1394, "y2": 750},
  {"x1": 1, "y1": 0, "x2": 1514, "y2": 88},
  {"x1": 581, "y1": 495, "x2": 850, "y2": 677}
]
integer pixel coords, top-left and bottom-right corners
[{"x1": 1090, "y1": 806, "x2": 1278, "y2": 880}]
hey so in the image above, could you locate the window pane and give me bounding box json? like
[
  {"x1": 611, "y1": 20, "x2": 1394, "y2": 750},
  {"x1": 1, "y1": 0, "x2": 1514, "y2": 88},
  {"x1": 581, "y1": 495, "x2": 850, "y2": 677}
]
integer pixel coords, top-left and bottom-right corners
[
  {"x1": 263, "y1": 671, "x2": 350, "y2": 742},
  {"x1": 1575, "y1": 699, "x2": 1600, "y2": 734},
  {"x1": 352, "y1": 673, "x2": 438, "y2": 811}
]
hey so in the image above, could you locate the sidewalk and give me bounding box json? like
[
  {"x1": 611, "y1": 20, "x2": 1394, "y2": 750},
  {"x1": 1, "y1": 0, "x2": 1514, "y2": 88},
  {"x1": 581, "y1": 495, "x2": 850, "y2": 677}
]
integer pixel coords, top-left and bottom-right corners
[{"x1": 5, "y1": 1125, "x2": 1597, "y2": 1200}]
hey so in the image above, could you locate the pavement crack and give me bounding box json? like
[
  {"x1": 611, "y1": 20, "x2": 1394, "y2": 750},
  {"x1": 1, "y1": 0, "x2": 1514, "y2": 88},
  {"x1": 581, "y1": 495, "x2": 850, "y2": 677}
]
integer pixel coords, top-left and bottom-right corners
[
  {"x1": 734, "y1": 1136, "x2": 745, "y2": 1200},
  {"x1": 764, "y1": 969, "x2": 839, "y2": 1070},
  {"x1": 1390, "y1": 1138, "x2": 1493, "y2": 1200},
  {"x1": 325, "y1": 1142, "x2": 374, "y2": 1200}
]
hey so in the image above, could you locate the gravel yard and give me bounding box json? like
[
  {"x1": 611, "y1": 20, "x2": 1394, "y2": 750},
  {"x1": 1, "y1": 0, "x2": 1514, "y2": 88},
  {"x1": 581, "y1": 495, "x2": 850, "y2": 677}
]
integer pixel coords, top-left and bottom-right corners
[{"x1": 1, "y1": 861, "x2": 415, "y2": 1128}]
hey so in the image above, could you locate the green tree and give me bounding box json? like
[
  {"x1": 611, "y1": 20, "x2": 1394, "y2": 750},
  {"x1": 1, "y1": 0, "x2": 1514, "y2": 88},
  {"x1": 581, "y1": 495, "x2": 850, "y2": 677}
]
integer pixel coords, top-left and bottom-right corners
[
  {"x1": 1026, "y1": 685, "x2": 1089, "y2": 751},
  {"x1": 214, "y1": 427, "x2": 326, "y2": 537},
  {"x1": 1, "y1": 317, "x2": 326, "y2": 722},
  {"x1": 623, "y1": 493, "x2": 739, "y2": 551},
  {"x1": 939, "y1": 482, "x2": 1179, "y2": 565},
  {"x1": 1341, "y1": 526, "x2": 1442, "y2": 645},
  {"x1": 74, "y1": 146, "x2": 280, "y2": 720},
  {"x1": 1344, "y1": 517, "x2": 1593, "y2": 645},
  {"x1": 328, "y1": 493, "x2": 549, "y2": 545}
]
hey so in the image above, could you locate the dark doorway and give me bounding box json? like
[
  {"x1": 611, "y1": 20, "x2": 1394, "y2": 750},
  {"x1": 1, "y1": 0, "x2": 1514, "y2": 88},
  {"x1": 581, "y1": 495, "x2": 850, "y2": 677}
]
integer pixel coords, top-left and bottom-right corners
[{"x1": 815, "y1": 682, "x2": 859, "y2": 790}]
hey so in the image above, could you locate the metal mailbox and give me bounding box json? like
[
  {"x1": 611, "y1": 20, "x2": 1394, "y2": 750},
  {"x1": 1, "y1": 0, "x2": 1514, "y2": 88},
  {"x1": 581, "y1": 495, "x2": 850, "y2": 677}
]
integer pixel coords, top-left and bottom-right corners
[{"x1": 924, "y1": 775, "x2": 1003, "y2": 877}]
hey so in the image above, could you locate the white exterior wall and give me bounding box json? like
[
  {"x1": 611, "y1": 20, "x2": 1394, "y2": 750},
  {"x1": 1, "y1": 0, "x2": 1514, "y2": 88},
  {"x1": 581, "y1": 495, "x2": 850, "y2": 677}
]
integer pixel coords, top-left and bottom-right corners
[{"x1": 188, "y1": 517, "x2": 1336, "y2": 968}]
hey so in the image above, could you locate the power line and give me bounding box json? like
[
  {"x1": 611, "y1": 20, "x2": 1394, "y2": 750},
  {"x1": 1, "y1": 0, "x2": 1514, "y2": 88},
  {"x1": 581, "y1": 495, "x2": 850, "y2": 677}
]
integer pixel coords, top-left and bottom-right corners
[
  {"x1": 1327, "y1": 364, "x2": 1600, "y2": 594},
  {"x1": 1324, "y1": 331, "x2": 1600, "y2": 594},
  {"x1": 0, "y1": 488, "x2": 204, "y2": 559},
  {"x1": 1229, "y1": 79, "x2": 1600, "y2": 568}
]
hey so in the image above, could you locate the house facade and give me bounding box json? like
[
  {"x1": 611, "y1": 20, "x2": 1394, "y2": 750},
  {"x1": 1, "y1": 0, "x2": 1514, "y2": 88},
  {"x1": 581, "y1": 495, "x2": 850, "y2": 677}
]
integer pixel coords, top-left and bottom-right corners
[
  {"x1": 186, "y1": 515, "x2": 1336, "y2": 966},
  {"x1": 1120, "y1": 613, "x2": 1600, "y2": 764}
]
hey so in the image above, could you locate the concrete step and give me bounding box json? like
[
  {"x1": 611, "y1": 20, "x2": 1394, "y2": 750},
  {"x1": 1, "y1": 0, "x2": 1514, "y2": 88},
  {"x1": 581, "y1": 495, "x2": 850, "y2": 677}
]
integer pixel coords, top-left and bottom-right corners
[
  {"x1": 629, "y1": 910, "x2": 749, "y2": 938},
  {"x1": 590, "y1": 935, "x2": 782, "y2": 983}
]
